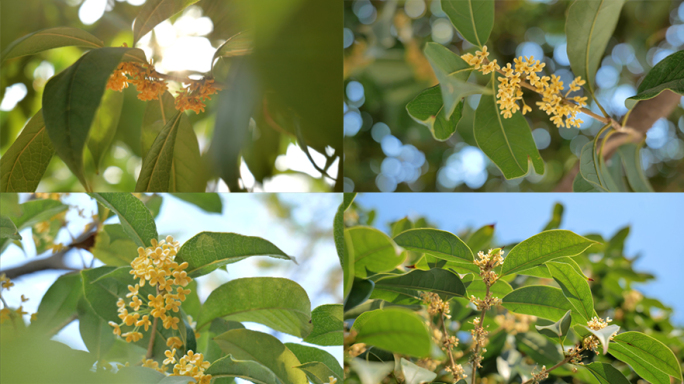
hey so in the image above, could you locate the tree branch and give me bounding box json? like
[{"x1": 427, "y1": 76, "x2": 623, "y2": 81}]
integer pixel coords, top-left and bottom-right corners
[{"x1": 554, "y1": 90, "x2": 681, "y2": 192}]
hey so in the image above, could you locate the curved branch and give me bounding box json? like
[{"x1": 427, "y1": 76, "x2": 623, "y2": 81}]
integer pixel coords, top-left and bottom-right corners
[{"x1": 554, "y1": 90, "x2": 681, "y2": 192}]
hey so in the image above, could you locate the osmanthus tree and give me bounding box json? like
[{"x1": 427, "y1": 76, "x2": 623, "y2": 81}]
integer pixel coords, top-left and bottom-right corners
[
  {"x1": 0, "y1": 0, "x2": 341, "y2": 193},
  {"x1": 341, "y1": 195, "x2": 684, "y2": 384},
  {"x1": 406, "y1": 0, "x2": 684, "y2": 192},
  {"x1": 0, "y1": 193, "x2": 343, "y2": 384}
]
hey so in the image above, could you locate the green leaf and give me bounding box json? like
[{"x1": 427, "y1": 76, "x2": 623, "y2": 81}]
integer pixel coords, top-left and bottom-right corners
[
  {"x1": 295, "y1": 362, "x2": 339, "y2": 384},
  {"x1": 80, "y1": 266, "x2": 120, "y2": 322},
  {"x1": 135, "y1": 111, "x2": 182, "y2": 192},
  {"x1": 579, "y1": 141, "x2": 609, "y2": 191},
  {"x1": 133, "y1": 0, "x2": 200, "y2": 44},
  {"x1": 77, "y1": 297, "x2": 115, "y2": 359},
  {"x1": 583, "y1": 362, "x2": 630, "y2": 384},
  {"x1": 214, "y1": 329, "x2": 308, "y2": 384},
  {"x1": 582, "y1": 324, "x2": 619, "y2": 355},
  {"x1": 536, "y1": 309, "x2": 572, "y2": 340},
  {"x1": 566, "y1": 0, "x2": 626, "y2": 94},
  {"x1": 87, "y1": 90, "x2": 124, "y2": 174},
  {"x1": 613, "y1": 331, "x2": 683, "y2": 380},
  {"x1": 424, "y1": 42, "x2": 489, "y2": 119},
  {"x1": 175, "y1": 232, "x2": 291, "y2": 277},
  {"x1": 212, "y1": 30, "x2": 253, "y2": 66},
  {"x1": 141, "y1": 92, "x2": 205, "y2": 192},
  {"x1": 90, "y1": 193, "x2": 158, "y2": 248},
  {"x1": 543, "y1": 203, "x2": 564, "y2": 231},
  {"x1": 42, "y1": 47, "x2": 142, "y2": 188},
  {"x1": 501, "y1": 230, "x2": 597, "y2": 276},
  {"x1": 335, "y1": 194, "x2": 354, "y2": 296},
  {"x1": 1, "y1": 27, "x2": 103, "y2": 62},
  {"x1": 515, "y1": 332, "x2": 565, "y2": 369},
  {"x1": 0, "y1": 110, "x2": 54, "y2": 192},
  {"x1": 345, "y1": 277, "x2": 375, "y2": 312},
  {"x1": 401, "y1": 358, "x2": 437, "y2": 384},
  {"x1": 205, "y1": 354, "x2": 279, "y2": 384},
  {"x1": 347, "y1": 226, "x2": 403, "y2": 278},
  {"x1": 285, "y1": 343, "x2": 343, "y2": 382},
  {"x1": 609, "y1": 342, "x2": 671, "y2": 384},
  {"x1": 30, "y1": 272, "x2": 82, "y2": 335},
  {"x1": 573, "y1": 171, "x2": 605, "y2": 192},
  {"x1": 441, "y1": 0, "x2": 495, "y2": 46},
  {"x1": 617, "y1": 143, "x2": 654, "y2": 192},
  {"x1": 406, "y1": 85, "x2": 464, "y2": 141},
  {"x1": 466, "y1": 279, "x2": 512, "y2": 300},
  {"x1": 0, "y1": 216, "x2": 21, "y2": 240},
  {"x1": 502, "y1": 285, "x2": 574, "y2": 322},
  {"x1": 352, "y1": 308, "x2": 431, "y2": 357},
  {"x1": 171, "y1": 193, "x2": 222, "y2": 213},
  {"x1": 349, "y1": 359, "x2": 395, "y2": 384},
  {"x1": 13, "y1": 199, "x2": 67, "y2": 229},
  {"x1": 91, "y1": 224, "x2": 139, "y2": 266},
  {"x1": 547, "y1": 261, "x2": 597, "y2": 321},
  {"x1": 393, "y1": 228, "x2": 473, "y2": 264},
  {"x1": 303, "y1": 304, "x2": 343, "y2": 346},
  {"x1": 626, "y1": 50, "x2": 684, "y2": 108},
  {"x1": 466, "y1": 224, "x2": 495, "y2": 253},
  {"x1": 374, "y1": 268, "x2": 466, "y2": 299},
  {"x1": 343, "y1": 231, "x2": 355, "y2": 299},
  {"x1": 475, "y1": 76, "x2": 544, "y2": 180},
  {"x1": 196, "y1": 277, "x2": 312, "y2": 338}
]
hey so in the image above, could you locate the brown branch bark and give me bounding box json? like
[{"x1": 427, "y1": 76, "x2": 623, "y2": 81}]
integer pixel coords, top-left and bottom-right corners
[{"x1": 554, "y1": 90, "x2": 682, "y2": 192}]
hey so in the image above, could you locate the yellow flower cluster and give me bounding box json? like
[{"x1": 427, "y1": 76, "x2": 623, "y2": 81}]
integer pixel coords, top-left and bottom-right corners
[
  {"x1": 494, "y1": 312, "x2": 537, "y2": 335},
  {"x1": 106, "y1": 62, "x2": 168, "y2": 101},
  {"x1": 170, "y1": 350, "x2": 212, "y2": 384},
  {"x1": 583, "y1": 316, "x2": 613, "y2": 353},
  {"x1": 108, "y1": 236, "x2": 192, "y2": 342},
  {"x1": 469, "y1": 294, "x2": 502, "y2": 312},
  {"x1": 420, "y1": 291, "x2": 450, "y2": 318},
  {"x1": 461, "y1": 46, "x2": 589, "y2": 128},
  {"x1": 469, "y1": 316, "x2": 488, "y2": 368},
  {"x1": 474, "y1": 248, "x2": 504, "y2": 285},
  {"x1": 0, "y1": 275, "x2": 37, "y2": 324},
  {"x1": 175, "y1": 79, "x2": 221, "y2": 114}
]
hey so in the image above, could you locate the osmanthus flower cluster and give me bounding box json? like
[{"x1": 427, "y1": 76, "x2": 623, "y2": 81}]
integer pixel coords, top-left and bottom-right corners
[
  {"x1": 462, "y1": 46, "x2": 589, "y2": 128},
  {"x1": 106, "y1": 54, "x2": 221, "y2": 114},
  {"x1": 108, "y1": 235, "x2": 211, "y2": 384},
  {"x1": 0, "y1": 274, "x2": 36, "y2": 324}
]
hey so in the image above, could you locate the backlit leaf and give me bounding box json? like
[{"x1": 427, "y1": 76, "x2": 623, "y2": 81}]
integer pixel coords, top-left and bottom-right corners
[
  {"x1": 135, "y1": 111, "x2": 182, "y2": 192},
  {"x1": 502, "y1": 285, "x2": 574, "y2": 322},
  {"x1": 352, "y1": 308, "x2": 431, "y2": 357},
  {"x1": 133, "y1": 0, "x2": 200, "y2": 44},
  {"x1": 347, "y1": 226, "x2": 403, "y2": 278},
  {"x1": 441, "y1": 0, "x2": 495, "y2": 47},
  {"x1": 2, "y1": 27, "x2": 103, "y2": 62},
  {"x1": 87, "y1": 90, "x2": 124, "y2": 174},
  {"x1": 90, "y1": 193, "x2": 158, "y2": 248},
  {"x1": 394, "y1": 228, "x2": 473, "y2": 264},
  {"x1": 303, "y1": 304, "x2": 343, "y2": 346},
  {"x1": 613, "y1": 331, "x2": 683, "y2": 380},
  {"x1": 583, "y1": 362, "x2": 630, "y2": 384},
  {"x1": 609, "y1": 342, "x2": 671, "y2": 384},
  {"x1": 285, "y1": 343, "x2": 343, "y2": 382}
]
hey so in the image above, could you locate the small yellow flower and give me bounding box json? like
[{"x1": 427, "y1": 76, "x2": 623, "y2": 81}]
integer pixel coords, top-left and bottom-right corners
[
  {"x1": 164, "y1": 348, "x2": 177, "y2": 365},
  {"x1": 167, "y1": 336, "x2": 183, "y2": 349},
  {"x1": 20, "y1": 295, "x2": 29, "y2": 302},
  {"x1": 123, "y1": 331, "x2": 143, "y2": 343},
  {"x1": 136, "y1": 315, "x2": 152, "y2": 332},
  {"x1": 126, "y1": 284, "x2": 139, "y2": 298},
  {"x1": 142, "y1": 358, "x2": 159, "y2": 369},
  {"x1": 130, "y1": 295, "x2": 143, "y2": 311},
  {"x1": 1, "y1": 274, "x2": 14, "y2": 290},
  {"x1": 163, "y1": 315, "x2": 180, "y2": 330},
  {"x1": 108, "y1": 321, "x2": 122, "y2": 336}
]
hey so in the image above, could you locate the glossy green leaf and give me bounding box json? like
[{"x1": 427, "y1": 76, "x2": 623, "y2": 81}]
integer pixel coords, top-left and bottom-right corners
[
  {"x1": 626, "y1": 50, "x2": 684, "y2": 108},
  {"x1": 347, "y1": 226, "x2": 403, "y2": 278},
  {"x1": 501, "y1": 230, "x2": 597, "y2": 276},
  {"x1": 141, "y1": 92, "x2": 204, "y2": 192},
  {"x1": 441, "y1": 0, "x2": 494, "y2": 46},
  {"x1": 1, "y1": 27, "x2": 103, "y2": 62},
  {"x1": 175, "y1": 231, "x2": 291, "y2": 277},
  {"x1": 344, "y1": 277, "x2": 375, "y2": 312},
  {"x1": 43, "y1": 47, "x2": 142, "y2": 189},
  {"x1": 0, "y1": 216, "x2": 20, "y2": 240},
  {"x1": 90, "y1": 193, "x2": 158, "y2": 248},
  {"x1": 547, "y1": 261, "x2": 597, "y2": 321},
  {"x1": 401, "y1": 358, "x2": 437, "y2": 384},
  {"x1": 30, "y1": 272, "x2": 82, "y2": 335},
  {"x1": 502, "y1": 285, "x2": 574, "y2": 321},
  {"x1": 0, "y1": 110, "x2": 54, "y2": 192},
  {"x1": 609, "y1": 342, "x2": 671, "y2": 384},
  {"x1": 584, "y1": 362, "x2": 630, "y2": 384},
  {"x1": 352, "y1": 308, "x2": 431, "y2": 357},
  {"x1": 466, "y1": 224, "x2": 495, "y2": 253},
  {"x1": 617, "y1": 143, "x2": 654, "y2": 192},
  {"x1": 303, "y1": 304, "x2": 343, "y2": 346},
  {"x1": 475, "y1": 76, "x2": 544, "y2": 180},
  {"x1": 579, "y1": 141, "x2": 609, "y2": 191},
  {"x1": 424, "y1": 42, "x2": 489, "y2": 119},
  {"x1": 394, "y1": 228, "x2": 473, "y2": 264},
  {"x1": 348, "y1": 359, "x2": 395, "y2": 384},
  {"x1": 285, "y1": 343, "x2": 343, "y2": 382},
  {"x1": 406, "y1": 85, "x2": 464, "y2": 141},
  {"x1": 582, "y1": 324, "x2": 619, "y2": 355},
  {"x1": 197, "y1": 277, "x2": 312, "y2": 338},
  {"x1": 91, "y1": 224, "x2": 139, "y2": 266},
  {"x1": 466, "y1": 279, "x2": 512, "y2": 300},
  {"x1": 536, "y1": 309, "x2": 572, "y2": 340},
  {"x1": 613, "y1": 331, "x2": 683, "y2": 380},
  {"x1": 133, "y1": 0, "x2": 200, "y2": 44},
  {"x1": 566, "y1": 0, "x2": 626, "y2": 93},
  {"x1": 135, "y1": 111, "x2": 182, "y2": 192},
  {"x1": 374, "y1": 268, "x2": 466, "y2": 301},
  {"x1": 214, "y1": 329, "x2": 308, "y2": 384},
  {"x1": 212, "y1": 30, "x2": 253, "y2": 66},
  {"x1": 87, "y1": 90, "x2": 124, "y2": 173},
  {"x1": 205, "y1": 354, "x2": 279, "y2": 384},
  {"x1": 171, "y1": 194, "x2": 222, "y2": 213}
]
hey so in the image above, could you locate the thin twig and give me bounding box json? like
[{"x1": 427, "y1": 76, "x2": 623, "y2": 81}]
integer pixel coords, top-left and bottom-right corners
[
  {"x1": 440, "y1": 310, "x2": 458, "y2": 378},
  {"x1": 470, "y1": 284, "x2": 490, "y2": 383}
]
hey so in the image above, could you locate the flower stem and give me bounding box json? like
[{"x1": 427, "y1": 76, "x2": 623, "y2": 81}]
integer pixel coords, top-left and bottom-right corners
[
  {"x1": 470, "y1": 284, "x2": 490, "y2": 384},
  {"x1": 440, "y1": 310, "x2": 458, "y2": 378}
]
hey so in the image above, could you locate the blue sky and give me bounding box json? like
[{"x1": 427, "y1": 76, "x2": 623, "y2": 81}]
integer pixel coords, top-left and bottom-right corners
[
  {"x1": 355, "y1": 193, "x2": 684, "y2": 325},
  {"x1": 1, "y1": 193, "x2": 343, "y2": 364}
]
